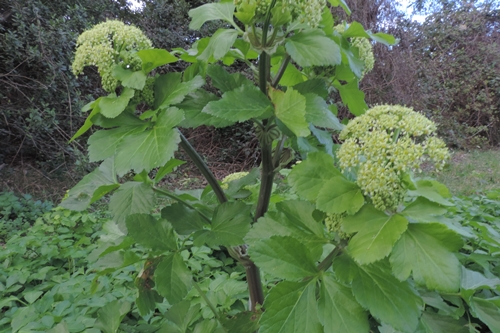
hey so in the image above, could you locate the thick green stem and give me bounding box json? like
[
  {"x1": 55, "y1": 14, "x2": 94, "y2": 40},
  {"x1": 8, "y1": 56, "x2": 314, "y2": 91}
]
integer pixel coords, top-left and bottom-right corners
[
  {"x1": 178, "y1": 130, "x2": 227, "y2": 204},
  {"x1": 317, "y1": 242, "x2": 346, "y2": 272}
]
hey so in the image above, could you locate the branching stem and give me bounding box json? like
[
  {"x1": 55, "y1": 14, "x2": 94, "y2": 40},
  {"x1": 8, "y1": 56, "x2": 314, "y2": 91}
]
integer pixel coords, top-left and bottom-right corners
[{"x1": 178, "y1": 130, "x2": 227, "y2": 204}]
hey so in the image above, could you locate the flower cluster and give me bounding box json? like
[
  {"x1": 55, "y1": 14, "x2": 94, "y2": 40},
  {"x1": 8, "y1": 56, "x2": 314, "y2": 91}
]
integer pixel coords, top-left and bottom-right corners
[
  {"x1": 335, "y1": 24, "x2": 375, "y2": 78},
  {"x1": 72, "y1": 20, "x2": 152, "y2": 92},
  {"x1": 337, "y1": 105, "x2": 449, "y2": 211},
  {"x1": 325, "y1": 213, "x2": 349, "y2": 239},
  {"x1": 221, "y1": 172, "x2": 249, "y2": 189},
  {"x1": 234, "y1": 0, "x2": 326, "y2": 28}
]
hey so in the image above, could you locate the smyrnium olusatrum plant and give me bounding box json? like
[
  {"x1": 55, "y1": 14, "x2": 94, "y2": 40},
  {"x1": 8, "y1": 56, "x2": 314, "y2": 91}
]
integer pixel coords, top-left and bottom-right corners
[{"x1": 60, "y1": 1, "x2": 499, "y2": 332}]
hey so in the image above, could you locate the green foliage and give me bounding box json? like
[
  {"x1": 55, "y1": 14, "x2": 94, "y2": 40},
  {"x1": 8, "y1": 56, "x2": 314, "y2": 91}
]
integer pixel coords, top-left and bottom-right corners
[
  {"x1": 50, "y1": 1, "x2": 500, "y2": 332},
  {"x1": 0, "y1": 0, "x2": 134, "y2": 166},
  {"x1": 0, "y1": 192, "x2": 52, "y2": 242}
]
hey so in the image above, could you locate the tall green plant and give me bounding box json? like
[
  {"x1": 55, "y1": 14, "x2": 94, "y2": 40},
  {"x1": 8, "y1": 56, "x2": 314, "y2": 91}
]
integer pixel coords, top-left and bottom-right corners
[{"x1": 61, "y1": 1, "x2": 500, "y2": 332}]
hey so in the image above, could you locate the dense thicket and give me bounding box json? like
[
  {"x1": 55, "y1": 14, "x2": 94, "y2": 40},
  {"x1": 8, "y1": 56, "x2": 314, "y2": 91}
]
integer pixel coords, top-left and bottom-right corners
[
  {"x1": 0, "y1": 0, "x2": 212, "y2": 169},
  {"x1": 361, "y1": 0, "x2": 500, "y2": 147},
  {"x1": 0, "y1": 0, "x2": 134, "y2": 168}
]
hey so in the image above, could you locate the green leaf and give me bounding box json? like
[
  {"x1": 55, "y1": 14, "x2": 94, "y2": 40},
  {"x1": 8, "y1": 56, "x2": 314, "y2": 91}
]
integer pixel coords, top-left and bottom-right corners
[
  {"x1": 47, "y1": 322, "x2": 70, "y2": 333},
  {"x1": 259, "y1": 280, "x2": 322, "y2": 333},
  {"x1": 343, "y1": 21, "x2": 370, "y2": 38},
  {"x1": 69, "y1": 99, "x2": 101, "y2": 142},
  {"x1": 270, "y1": 87, "x2": 309, "y2": 137},
  {"x1": 155, "y1": 73, "x2": 205, "y2": 109},
  {"x1": 194, "y1": 201, "x2": 252, "y2": 247},
  {"x1": 343, "y1": 205, "x2": 408, "y2": 264},
  {"x1": 250, "y1": 236, "x2": 319, "y2": 280},
  {"x1": 92, "y1": 110, "x2": 146, "y2": 128},
  {"x1": 288, "y1": 152, "x2": 341, "y2": 201},
  {"x1": 370, "y1": 32, "x2": 397, "y2": 46},
  {"x1": 316, "y1": 177, "x2": 364, "y2": 215},
  {"x1": 334, "y1": 80, "x2": 367, "y2": 116},
  {"x1": 137, "y1": 48, "x2": 178, "y2": 73},
  {"x1": 304, "y1": 93, "x2": 343, "y2": 130},
  {"x1": 198, "y1": 29, "x2": 239, "y2": 61},
  {"x1": 271, "y1": 5, "x2": 292, "y2": 26},
  {"x1": 88, "y1": 125, "x2": 147, "y2": 162},
  {"x1": 293, "y1": 79, "x2": 329, "y2": 99},
  {"x1": 461, "y1": 267, "x2": 500, "y2": 291},
  {"x1": 221, "y1": 311, "x2": 260, "y2": 332},
  {"x1": 155, "y1": 253, "x2": 192, "y2": 304},
  {"x1": 99, "y1": 88, "x2": 135, "y2": 118},
  {"x1": 402, "y1": 197, "x2": 447, "y2": 222},
  {"x1": 245, "y1": 201, "x2": 327, "y2": 260},
  {"x1": 271, "y1": 61, "x2": 304, "y2": 87},
  {"x1": 114, "y1": 107, "x2": 183, "y2": 175},
  {"x1": 24, "y1": 291, "x2": 43, "y2": 304},
  {"x1": 419, "y1": 312, "x2": 469, "y2": 333},
  {"x1": 327, "y1": 0, "x2": 351, "y2": 15},
  {"x1": 11, "y1": 306, "x2": 37, "y2": 333},
  {"x1": 126, "y1": 214, "x2": 177, "y2": 251},
  {"x1": 60, "y1": 158, "x2": 118, "y2": 211},
  {"x1": 189, "y1": 2, "x2": 236, "y2": 30},
  {"x1": 162, "y1": 203, "x2": 208, "y2": 235},
  {"x1": 470, "y1": 298, "x2": 500, "y2": 333},
  {"x1": 154, "y1": 158, "x2": 186, "y2": 183},
  {"x1": 319, "y1": 7, "x2": 335, "y2": 36},
  {"x1": 285, "y1": 29, "x2": 341, "y2": 67},
  {"x1": 390, "y1": 223, "x2": 462, "y2": 292},
  {"x1": 319, "y1": 273, "x2": 369, "y2": 333},
  {"x1": 94, "y1": 300, "x2": 132, "y2": 333},
  {"x1": 207, "y1": 65, "x2": 252, "y2": 93},
  {"x1": 202, "y1": 82, "x2": 272, "y2": 122},
  {"x1": 112, "y1": 66, "x2": 147, "y2": 90},
  {"x1": 108, "y1": 181, "x2": 155, "y2": 225},
  {"x1": 177, "y1": 90, "x2": 232, "y2": 128},
  {"x1": 163, "y1": 301, "x2": 201, "y2": 333},
  {"x1": 351, "y1": 260, "x2": 423, "y2": 333},
  {"x1": 408, "y1": 180, "x2": 453, "y2": 206}
]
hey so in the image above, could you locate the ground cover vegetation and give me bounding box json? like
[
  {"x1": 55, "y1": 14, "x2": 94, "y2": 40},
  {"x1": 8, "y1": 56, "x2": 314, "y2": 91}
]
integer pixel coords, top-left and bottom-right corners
[{"x1": 1, "y1": 0, "x2": 500, "y2": 332}]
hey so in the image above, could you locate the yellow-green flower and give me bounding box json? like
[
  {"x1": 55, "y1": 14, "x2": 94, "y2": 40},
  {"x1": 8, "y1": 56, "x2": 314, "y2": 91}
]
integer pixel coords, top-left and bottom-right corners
[
  {"x1": 337, "y1": 105, "x2": 449, "y2": 211},
  {"x1": 335, "y1": 24, "x2": 375, "y2": 78},
  {"x1": 221, "y1": 172, "x2": 250, "y2": 189},
  {"x1": 234, "y1": 0, "x2": 326, "y2": 28},
  {"x1": 72, "y1": 20, "x2": 152, "y2": 92}
]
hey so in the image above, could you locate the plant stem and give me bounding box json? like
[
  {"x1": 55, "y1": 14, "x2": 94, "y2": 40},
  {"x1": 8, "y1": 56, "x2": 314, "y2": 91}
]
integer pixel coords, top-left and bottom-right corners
[
  {"x1": 152, "y1": 187, "x2": 212, "y2": 223},
  {"x1": 271, "y1": 55, "x2": 291, "y2": 88},
  {"x1": 193, "y1": 281, "x2": 228, "y2": 332},
  {"x1": 178, "y1": 130, "x2": 227, "y2": 204},
  {"x1": 272, "y1": 135, "x2": 287, "y2": 169},
  {"x1": 317, "y1": 242, "x2": 345, "y2": 272}
]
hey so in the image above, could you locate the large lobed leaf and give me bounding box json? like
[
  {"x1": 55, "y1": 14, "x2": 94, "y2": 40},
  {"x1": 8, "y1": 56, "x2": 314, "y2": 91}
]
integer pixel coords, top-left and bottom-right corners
[
  {"x1": 269, "y1": 87, "x2": 310, "y2": 137},
  {"x1": 114, "y1": 107, "x2": 183, "y2": 176},
  {"x1": 343, "y1": 205, "x2": 408, "y2": 264},
  {"x1": 202, "y1": 82, "x2": 273, "y2": 123},
  {"x1": 390, "y1": 223, "x2": 463, "y2": 293},
  {"x1": 259, "y1": 280, "x2": 322, "y2": 333}
]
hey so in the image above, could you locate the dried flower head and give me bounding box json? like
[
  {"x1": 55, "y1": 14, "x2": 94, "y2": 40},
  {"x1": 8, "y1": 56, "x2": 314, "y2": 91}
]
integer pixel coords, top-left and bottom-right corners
[{"x1": 337, "y1": 105, "x2": 449, "y2": 211}]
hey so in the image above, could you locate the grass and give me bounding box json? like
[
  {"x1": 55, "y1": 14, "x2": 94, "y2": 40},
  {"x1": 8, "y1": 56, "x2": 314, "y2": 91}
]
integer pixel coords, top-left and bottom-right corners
[{"x1": 422, "y1": 148, "x2": 500, "y2": 197}]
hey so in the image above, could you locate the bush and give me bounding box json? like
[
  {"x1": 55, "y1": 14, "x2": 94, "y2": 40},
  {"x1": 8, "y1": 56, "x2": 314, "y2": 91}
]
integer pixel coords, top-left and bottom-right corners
[
  {"x1": 0, "y1": 191, "x2": 52, "y2": 242},
  {"x1": 0, "y1": 0, "x2": 133, "y2": 167}
]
